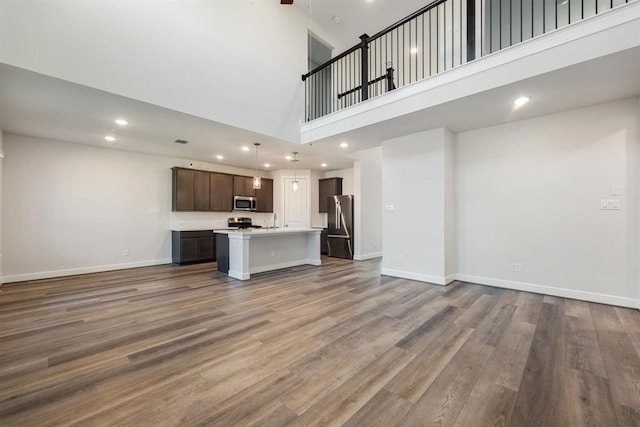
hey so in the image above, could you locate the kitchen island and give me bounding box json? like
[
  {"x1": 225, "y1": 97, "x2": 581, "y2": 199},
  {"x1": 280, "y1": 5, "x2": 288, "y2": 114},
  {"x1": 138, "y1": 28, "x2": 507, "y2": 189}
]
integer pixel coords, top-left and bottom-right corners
[{"x1": 214, "y1": 228, "x2": 321, "y2": 280}]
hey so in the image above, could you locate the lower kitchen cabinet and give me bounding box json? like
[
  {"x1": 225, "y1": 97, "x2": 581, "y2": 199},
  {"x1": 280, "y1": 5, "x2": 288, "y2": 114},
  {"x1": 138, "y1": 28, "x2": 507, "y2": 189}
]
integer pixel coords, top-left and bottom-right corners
[
  {"x1": 320, "y1": 228, "x2": 328, "y2": 255},
  {"x1": 172, "y1": 230, "x2": 216, "y2": 264}
]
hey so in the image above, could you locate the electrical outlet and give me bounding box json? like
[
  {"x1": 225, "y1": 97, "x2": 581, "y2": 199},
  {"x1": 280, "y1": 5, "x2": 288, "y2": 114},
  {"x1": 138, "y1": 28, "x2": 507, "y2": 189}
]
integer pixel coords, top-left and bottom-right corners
[
  {"x1": 600, "y1": 199, "x2": 621, "y2": 210},
  {"x1": 514, "y1": 263, "x2": 522, "y2": 272},
  {"x1": 270, "y1": 250, "x2": 275, "y2": 257},
  {"x1": 397, "y1": 253, "x2": 404, "y2": 263},
  {"x1": 123, "y1": 249, "x2": 129, "y2": 257}
]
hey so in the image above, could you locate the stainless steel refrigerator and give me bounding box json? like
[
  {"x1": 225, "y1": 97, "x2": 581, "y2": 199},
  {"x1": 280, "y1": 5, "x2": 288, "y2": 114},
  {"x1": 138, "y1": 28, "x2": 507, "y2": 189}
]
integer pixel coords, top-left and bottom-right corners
[{"x1": 327, "y1": 195, "x2": 354, "y2": 259}]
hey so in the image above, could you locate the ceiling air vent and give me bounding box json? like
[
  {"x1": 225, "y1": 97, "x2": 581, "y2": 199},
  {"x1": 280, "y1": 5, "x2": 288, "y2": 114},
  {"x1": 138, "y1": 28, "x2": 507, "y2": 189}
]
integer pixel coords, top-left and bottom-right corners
[{"x1": 174, "y1": 139, "x2": 189, "y2": 144}]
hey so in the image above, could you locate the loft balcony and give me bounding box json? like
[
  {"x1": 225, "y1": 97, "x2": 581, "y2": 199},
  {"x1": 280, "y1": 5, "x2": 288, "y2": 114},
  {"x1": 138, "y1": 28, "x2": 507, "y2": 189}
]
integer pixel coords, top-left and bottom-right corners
[{"x1": 301, "y1": 0, "x2": 640, "y2": 144}]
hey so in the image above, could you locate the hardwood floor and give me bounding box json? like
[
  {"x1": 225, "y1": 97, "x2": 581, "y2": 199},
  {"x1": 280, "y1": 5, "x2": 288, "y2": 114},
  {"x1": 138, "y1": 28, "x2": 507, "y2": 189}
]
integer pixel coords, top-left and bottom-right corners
[{"x1": 1, "y1": 257, "x2": 640, "y2": 426}]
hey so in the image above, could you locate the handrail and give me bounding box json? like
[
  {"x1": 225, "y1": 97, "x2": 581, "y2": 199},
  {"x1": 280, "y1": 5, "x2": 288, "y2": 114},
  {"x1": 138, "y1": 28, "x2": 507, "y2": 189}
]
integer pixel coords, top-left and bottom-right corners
[
  {"x1": 302, "y1": 0, "x2": 633, "y2": 121},
  {"x1": 338, "y1": 68, "x2": 395, "y2": 99},
  {"x1": 301, "y1": 0, "x2": 447, "y2": 81},
  {"x1": 367, "y1": 0, "x2": 448, "y2": 43},
  {"x1": 301, "y1": 44, "x2": 361, "y2": 81}
]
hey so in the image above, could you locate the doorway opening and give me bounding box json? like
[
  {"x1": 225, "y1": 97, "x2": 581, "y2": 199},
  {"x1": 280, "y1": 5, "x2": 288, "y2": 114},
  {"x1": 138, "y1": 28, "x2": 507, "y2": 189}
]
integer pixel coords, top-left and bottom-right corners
[{"x1": 307, "y1": 32, "x2": 333, "y2": 120}]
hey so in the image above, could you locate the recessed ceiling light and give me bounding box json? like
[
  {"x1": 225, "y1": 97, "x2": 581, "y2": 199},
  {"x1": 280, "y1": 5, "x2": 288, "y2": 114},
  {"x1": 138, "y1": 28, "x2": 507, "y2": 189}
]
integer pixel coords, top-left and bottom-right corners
[
  {"x1": 332, "y1": 15, "x2": 342, "y2": 24},
  {"x1": 410, "y1": 47, "x2": 418, "y2": 54},
  {"x1": 104, "y1": 135, "x2": 116, "y2": 142},
  {"x1": 264, "y1": 163, "x2": 271, "y2": 168},
  {"x1": 321, "y1": 163, "x2": 327, "y2": 168},
  {"x1": 216, "y1": 155, "x2": 224, "y2": 160},
  {"x1": 115, "y1": 119, "x2": 128, "y2": 126},
  {"x1": 285, "y1": 155, "x2": 292, "y2": 160},
  {"x1": 241, "y1": 146, "x2": 250, "y2": 152},
  {"x1": 513, "y1": 96, "x2": 530, "y2": 107},
  {"x1": 340, "y1": 142, "x2": 349, "y2": 148}
]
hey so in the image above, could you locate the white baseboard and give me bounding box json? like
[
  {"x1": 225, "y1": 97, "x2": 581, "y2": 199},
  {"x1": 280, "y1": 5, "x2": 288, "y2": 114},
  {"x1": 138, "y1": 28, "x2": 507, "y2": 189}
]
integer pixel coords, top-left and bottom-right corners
[
  {"x1": 444, "y1": 274, "x2": 456, "y2": 285},
  {"x1": 455, "y1": 274, "x2": 640, "y2": 309},
  {"x1": 228, "y1": 270, "x2": 250, "y2": 280},
  {"x1": 354, "y1": 252, "x2": 382, "y2": 261},
  {"x1": 1, "y1": 258, "x2": 173, "y2": 285},
  {"x1": 379, "y1": 268, "x2": 639, "y2": 308},
  {"x1": 381, "y1": 268, "x2": 448, "y2": 286}
]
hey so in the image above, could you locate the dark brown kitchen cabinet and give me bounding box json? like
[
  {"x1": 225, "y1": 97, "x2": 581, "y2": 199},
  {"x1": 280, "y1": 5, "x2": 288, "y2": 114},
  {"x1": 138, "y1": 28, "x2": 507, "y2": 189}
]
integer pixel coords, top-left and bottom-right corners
[
  {"x1": 233, "y1": 175, "x2": 255, "y2": 197},
  {"x1": 193, "y1": 171, "x2": 210, "y2": 211},
  {"x1": 210, "y1": 172, "x2": 233, "y2": 211},
  {"x1": 172, "y1": 230, "x2": 215, "y2": 264},
  {"x1": 173, "y1": 168, "x2": 272, "y2": 212},
  {"x1": 172, "y1": 167, "x2": 211, "y2": 212},
  {"x1": 318, "y1": 177, "x2": 343, "y2": 213},
  {"x1": 255, "y1": 178, "x2": 273, "y2": 212},
  {"x1": 320, "y1": 228, "x2": 328, "y2": 254},
  {"x1": 173, "y1": 168, "x2": 194, "y2": 211}
]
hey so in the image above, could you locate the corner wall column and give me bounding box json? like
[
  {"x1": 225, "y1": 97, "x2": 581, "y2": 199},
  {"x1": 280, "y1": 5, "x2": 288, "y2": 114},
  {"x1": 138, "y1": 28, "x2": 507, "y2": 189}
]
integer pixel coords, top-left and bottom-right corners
[{"x1": 381, "y1": 127, "x2": 455, "y2": 285}]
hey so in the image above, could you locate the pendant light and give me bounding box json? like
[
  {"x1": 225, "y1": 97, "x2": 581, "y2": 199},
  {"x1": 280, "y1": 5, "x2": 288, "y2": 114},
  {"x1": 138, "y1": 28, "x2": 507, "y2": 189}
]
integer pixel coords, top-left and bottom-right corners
[
  {"x1": 291, "y1": 151, "x2": 299, "y2": 192},
  {"x1": 252, "y1": 143, "x2": 261, "y2": 190}
]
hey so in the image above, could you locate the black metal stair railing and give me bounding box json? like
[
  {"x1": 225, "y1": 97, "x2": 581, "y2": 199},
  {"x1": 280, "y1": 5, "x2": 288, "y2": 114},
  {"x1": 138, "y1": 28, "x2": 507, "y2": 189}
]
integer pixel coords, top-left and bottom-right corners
[{"x1": 302, "y1": 0, "x2": 633, "y2": 122}]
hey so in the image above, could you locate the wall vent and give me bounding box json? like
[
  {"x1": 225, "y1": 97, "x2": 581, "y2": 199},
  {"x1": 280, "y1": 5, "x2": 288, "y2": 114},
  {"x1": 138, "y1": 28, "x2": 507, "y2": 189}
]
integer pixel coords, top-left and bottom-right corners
[{"x1": 174, "y1": 139, "x2": 189, "y2": 144}]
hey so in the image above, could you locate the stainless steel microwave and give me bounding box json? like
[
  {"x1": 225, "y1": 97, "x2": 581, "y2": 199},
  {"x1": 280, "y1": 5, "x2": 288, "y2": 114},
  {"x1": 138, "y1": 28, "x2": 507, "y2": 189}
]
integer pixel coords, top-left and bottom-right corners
[{"x1": 234, "y1": 196, "x2": 257, "y2": 211}]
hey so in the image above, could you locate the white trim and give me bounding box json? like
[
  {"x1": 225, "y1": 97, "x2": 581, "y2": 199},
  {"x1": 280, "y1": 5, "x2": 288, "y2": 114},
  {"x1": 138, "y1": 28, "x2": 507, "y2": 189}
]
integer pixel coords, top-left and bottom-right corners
[
  {"x1": 381, "y1": 268, "x2": 448, "y2": 286},
  {"x1": 455, "y1": 274, "x2": 640, "y2": 309},
  {"x1": 354, "y1": 252, "x2": 382, "y2": 261},
  {"x1": 444, "y1": 274, "x2": 456, "y2": 285},
  {"x1": 378, "y1": 268, "x2": 638, "y2": 308},
  {"x1": 228, "y1": 270, "x2": 250, "y2": 280},
  {"x1": 1, "y1": 258, "x2": 173, "y2": 285}
]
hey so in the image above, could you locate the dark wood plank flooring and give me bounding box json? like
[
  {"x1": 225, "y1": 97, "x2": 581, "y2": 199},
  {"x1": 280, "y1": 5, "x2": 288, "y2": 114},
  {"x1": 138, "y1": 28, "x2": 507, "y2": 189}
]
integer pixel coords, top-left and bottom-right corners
[{"x1": 1, "y1": 257, "x2": 640, "y2": 426}]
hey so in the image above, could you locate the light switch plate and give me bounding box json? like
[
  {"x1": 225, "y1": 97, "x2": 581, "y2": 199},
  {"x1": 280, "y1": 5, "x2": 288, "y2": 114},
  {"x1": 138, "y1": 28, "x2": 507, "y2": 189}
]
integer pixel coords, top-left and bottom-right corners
[
  {"x1": 610, "y1": 185, "x2": 622, "y2": 196},
  {"x1": 385, "y1": 204, "x2": 395, "y2": 211}
]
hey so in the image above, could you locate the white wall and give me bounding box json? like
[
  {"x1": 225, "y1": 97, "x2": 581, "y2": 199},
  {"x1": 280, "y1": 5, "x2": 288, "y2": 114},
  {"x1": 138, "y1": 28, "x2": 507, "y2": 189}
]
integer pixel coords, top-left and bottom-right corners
[
  {"x1": 0, "y1": 0, "x2": 316, "y2": 142},
  {"x1": 382, "y1": 128, "x2": 454, "y2": 284},
  {"x1": 456, "y1": 98, "x2": 639, "y2": 306},
  {"x1": 2, "y1": 133, "x2": 272, "y2": 283},
  {"x1": 444, "y1": 130, "x2": 455, "y2": 278},
  {"x1": 353, "y1": 147, "x2": 383, "y2": 260},
  {"x1": 0, "y1": 130, "x2": 3, "y2": 282},
  {"x1": 310, "y1": 170, "x2": 323, "y2": 227}
]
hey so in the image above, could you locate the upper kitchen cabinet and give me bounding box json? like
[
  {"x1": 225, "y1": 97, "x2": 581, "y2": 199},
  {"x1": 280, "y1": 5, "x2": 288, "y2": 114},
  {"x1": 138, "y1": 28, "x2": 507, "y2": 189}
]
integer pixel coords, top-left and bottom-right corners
[
  {"x1": 255, "y1": 178, "x2": 274, "y2": 212},
  {"x1": 173, "y1": 168, "x2": 272, "y2": 212},
  {"x1": 233, "y1": 176, "x2": 255, "y2": 197},
  {"x1": 210, "y1": 172, "x2": 233, "y2": 211},
  {"x1": 193, "y1": 170, "x2": 211, "y2": 211},
  {"x1": 173, "y1": 167, "x2": 210, "y2": 212},
  {"x1": 318, "y1": 177, "x2": 343, "y2": 213}
]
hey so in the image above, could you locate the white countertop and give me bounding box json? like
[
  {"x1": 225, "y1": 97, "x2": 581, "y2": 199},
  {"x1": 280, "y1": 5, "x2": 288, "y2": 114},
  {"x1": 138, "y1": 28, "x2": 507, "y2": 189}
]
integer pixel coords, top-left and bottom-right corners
[{"x1": 214, "y1": 227, "x2": 319, "y2": 237}]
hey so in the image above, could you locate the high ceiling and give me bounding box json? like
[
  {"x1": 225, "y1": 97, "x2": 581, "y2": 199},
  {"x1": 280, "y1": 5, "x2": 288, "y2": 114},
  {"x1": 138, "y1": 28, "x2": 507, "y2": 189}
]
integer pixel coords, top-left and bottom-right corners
[
  {"x1": 295, "y1": 0, "x2": 430, "y2": 50},
  {"x1": 1, "y1": 1, "x2": 638, "y2": 173},
  {"x1": 0, "y1": 63, "x2": 355, "y2": 172}
]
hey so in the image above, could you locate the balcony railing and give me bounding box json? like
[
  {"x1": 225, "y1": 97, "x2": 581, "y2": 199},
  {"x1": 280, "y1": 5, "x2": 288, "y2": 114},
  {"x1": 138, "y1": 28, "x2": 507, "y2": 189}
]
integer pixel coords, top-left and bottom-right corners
[{"x1": 302, "y1": 0, "x2": 633, "y2": 121}]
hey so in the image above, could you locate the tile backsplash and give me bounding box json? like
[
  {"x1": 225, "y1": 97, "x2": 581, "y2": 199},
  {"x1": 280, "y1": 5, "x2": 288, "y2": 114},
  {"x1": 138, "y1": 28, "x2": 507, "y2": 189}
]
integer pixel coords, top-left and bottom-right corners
[{"x1": 170, "y1": 212, "x2": 277, "y2": 231}]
